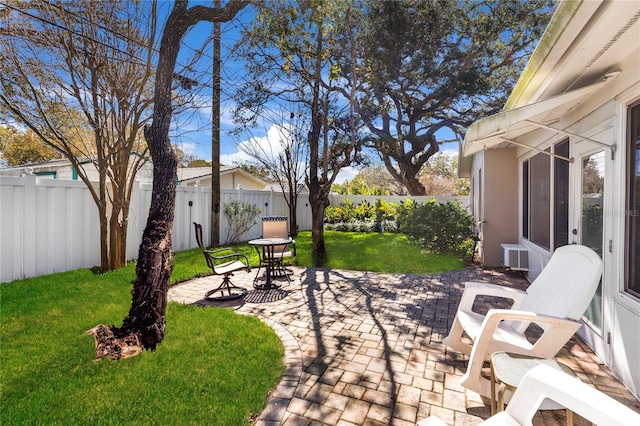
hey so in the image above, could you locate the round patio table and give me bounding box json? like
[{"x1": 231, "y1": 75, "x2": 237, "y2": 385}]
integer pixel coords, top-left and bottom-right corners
[
  {"x1": 490, "y1": 351, "x2": 577, "y2": 424},
  {"x1": 248, "y1": 238, "x2": 292, "y2": 290}
]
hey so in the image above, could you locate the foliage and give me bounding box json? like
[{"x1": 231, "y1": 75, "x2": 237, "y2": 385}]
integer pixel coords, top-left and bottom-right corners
[
  {"x1": 0, "y1": 265, "x2": 284, "y2": 425},
  {"x1": 223, "y1": 199, "x2": 262, "y2": 244},
  {"x1": 399, "y1": 199, "x2": 474, "y2": 253},
  {"x1": 0, "y1": 126, "x2": 60, "y2": 165},
  {"x1": 238, "y1": 162, "x2": 273, "y2": 183},
  {"x1": 355, "y1": 164, "x2": 408, "y2": 195},
  {"x1": 583, "y1": 158, "x2": 604, "y2": 195},
  {"x1": 324, "y1": 198, "x2": 402, "y2": 232},
  {"x1": 419, "y1": 154, "x2": 470, "y2": 196},
  {"x1": 187, "y1": 159, "x2": 212, "y2": 168},
  {"x1": 233, "y1": 0, "x2": 367, "y2": 255},
  {"x1": 175, "y1": 145, "x2": 212, "y2": 168},
  {"x1": 582, "y1": 203, "x2": 603, "y2": 255},
  {"x1": 332, "y1": 0, "x2": 554, "y2": 195},
  {"x1": 331, "y1": 177, "x2": 389, "y2": 195},
  {"x1": 325, "y1": 199, "x2": 377, "y2": 223},
  {"x1": 0, "y1": 0, "x2": 156, "y2": 271}
]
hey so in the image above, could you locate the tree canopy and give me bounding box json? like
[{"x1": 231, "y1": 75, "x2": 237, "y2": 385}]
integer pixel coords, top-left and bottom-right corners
[
  {"x1": 334, "y1": 0, "x2": 554, "y2": 195},
  {"x1": 0, "y1": 0, "x2": 159, "y2": 271},
  {"x1": 231, "y1": 0, "x2": 553, "y2": 254},
  {"x1": 0, "y1": 126, "x2": 61, "y2": 166}
]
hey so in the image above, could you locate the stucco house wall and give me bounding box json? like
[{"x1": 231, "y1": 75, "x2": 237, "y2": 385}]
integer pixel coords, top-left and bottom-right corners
[
  {"x1": 460, "y1": 0, "x2": 640, "y2": 399},
  {"x1": 480, "y1": 148, "x2": 519, "y2": 267}
]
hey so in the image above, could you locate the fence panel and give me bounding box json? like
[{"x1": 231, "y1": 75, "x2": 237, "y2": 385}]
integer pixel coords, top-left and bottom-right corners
[
  {"x1": 0, "y1": 176, "x2": 101, "y2": 282},
  {"x1": 0, "y1": 175, "x2": 469, "y2": 282}
]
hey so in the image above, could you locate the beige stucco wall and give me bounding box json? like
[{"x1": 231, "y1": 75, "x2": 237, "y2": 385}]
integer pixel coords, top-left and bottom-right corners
[
  {"x1": 481, "y1": 148, "x2": 519, "y2": 266},
  {"x1": 191, "y1": 172, "x2": 265, "y2": 190},
  {"x1": 221, "y1": 172, "x2": 264, "y2": 190}
]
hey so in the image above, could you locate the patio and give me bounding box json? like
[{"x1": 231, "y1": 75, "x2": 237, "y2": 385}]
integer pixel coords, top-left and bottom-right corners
[{"x1": 168, "y1": 266, "x2": 640, "y2": 425}]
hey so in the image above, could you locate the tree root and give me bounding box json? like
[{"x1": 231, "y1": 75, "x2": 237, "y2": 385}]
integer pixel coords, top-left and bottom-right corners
[{"x1": 86, "y1": 324, "x2": 143, "y2": 361}]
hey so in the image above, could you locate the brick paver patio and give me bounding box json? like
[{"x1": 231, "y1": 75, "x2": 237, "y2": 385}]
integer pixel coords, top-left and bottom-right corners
[{"x1": 168, "y1": 266, "x2": 640, "y2": 425}]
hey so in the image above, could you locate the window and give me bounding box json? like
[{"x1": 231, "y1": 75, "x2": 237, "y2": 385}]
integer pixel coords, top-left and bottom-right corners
[
  {"x1": 522, "y1": 140, "x2": 569, "y2": 250},
  {"x1": 555, "y1": 141, "x2": 570, "y2": 247},
  {"x1": 522, "y1": 161, "x2": 529, "y2": 239},
  {"x1": 626, "y1": 102, "x2": 640, "y2": 299}
]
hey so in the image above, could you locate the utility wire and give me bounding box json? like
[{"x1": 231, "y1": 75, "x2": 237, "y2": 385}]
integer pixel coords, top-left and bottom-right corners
[{"x1": 0, "y1": 0, "x2": 245, "y2": 84}]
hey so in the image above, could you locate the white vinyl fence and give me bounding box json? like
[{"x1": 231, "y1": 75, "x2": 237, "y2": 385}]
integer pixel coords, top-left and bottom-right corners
[{"x1": 0, "y1": 174, "x2": 468, "y2": 282}]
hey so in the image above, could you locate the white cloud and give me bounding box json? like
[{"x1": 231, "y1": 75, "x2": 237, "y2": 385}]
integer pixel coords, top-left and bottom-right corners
[
  {"x1": 221, "y1": 123, "x2": 292, "y2": 166},
  {"x1": 334, "y1": 166, "x2": 359, "y2": 184},
  {"x1": 220, "y1": 124, "x2": 379, "y2": 185},
  {"x1": 220, "y1": 150, "x2": 252, "y2": 166},
  {"x1": 177, "y1": 141, "x2": 197, "y2": 156}
]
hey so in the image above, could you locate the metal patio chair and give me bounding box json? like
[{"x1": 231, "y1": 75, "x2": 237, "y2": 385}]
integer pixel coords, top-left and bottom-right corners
[{"x1": 193, "y1": 222, "x2": 250, "y2": 300}]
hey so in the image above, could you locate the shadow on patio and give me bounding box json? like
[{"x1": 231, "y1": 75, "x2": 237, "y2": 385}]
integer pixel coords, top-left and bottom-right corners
[{"x1": 168, "y1": 266, "x2": 640, "y2": 425}]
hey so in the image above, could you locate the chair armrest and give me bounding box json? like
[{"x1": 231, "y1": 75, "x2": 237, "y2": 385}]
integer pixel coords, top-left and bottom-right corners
[
  {"x1": 290, "y1": 239, "x2": 296, "y2": 256},
  {"x1": 458, "y1": 282, "x2": 528, "y2": 313},
  {"x1": 509, "y1": 365, "x2": 640, "y2": 425},
  {"x1": 205, "y1": 249, "x2": 250, "y2": 267},
  {"x1": 477, "y1": 309, "x2": 581, "y2": 357},
  {"x1": 483, "y1": 309, "x2": 580, "y2": 330}
]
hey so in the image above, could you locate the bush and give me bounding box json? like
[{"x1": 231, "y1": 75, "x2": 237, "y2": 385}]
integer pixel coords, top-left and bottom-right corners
[
  {"x1": 324, "y1": 199, "x2": 402, "y2": 231},
  {"x1": 399, "y1": 199, "x2": 474, "y2": 253},
  {"x1": 223, "y1": 199, "x2": 261, "y2": 244}
]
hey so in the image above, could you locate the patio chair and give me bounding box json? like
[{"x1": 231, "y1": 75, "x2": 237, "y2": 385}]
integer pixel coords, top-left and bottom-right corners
[
  {"x1": 193, "y1": 222, "x2": 250, "y2": 300},
  {"x1": 261, "y1": 216, "x2": 296, "y2": 260},
  {"x1": 442, "y1": 244, "x2": 603, "y2": 398},
  {"x1": 417, "y1": 364, "x2": 640, "y2": 426}
]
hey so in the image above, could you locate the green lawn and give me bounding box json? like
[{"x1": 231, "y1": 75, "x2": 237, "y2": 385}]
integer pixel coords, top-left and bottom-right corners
[
  {"x1": 173, "y1": 230, "x2": 469, "y2": 283},
  {"x1": 1, "y1": 230, "x2": 469, "y2": 424},
  {"x1": 294, "y1": 230, "x2": 468, "y2": 274},
  {"x1": 0, "y1": 265, "x2": 284, "y2": 425}
]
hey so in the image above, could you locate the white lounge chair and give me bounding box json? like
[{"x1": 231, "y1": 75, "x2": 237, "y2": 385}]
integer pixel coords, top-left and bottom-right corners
[
  {"x1": 442, "y1": 245, "x2": 603, "y2": 398},
  {"x1": 418, "y1": 364, "x2": 640, "y2": 425}
]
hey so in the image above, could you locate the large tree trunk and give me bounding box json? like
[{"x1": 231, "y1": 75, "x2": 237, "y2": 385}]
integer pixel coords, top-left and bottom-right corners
[
  {"x1": 87, "y1": 0, "x2": 249, "y2": 360},
  {"x1": 308, "y1": 175, "x2": 330, "y2": 257},
  {"x1": 119, "y1": 136, "x2": 177, "y2": 349}
]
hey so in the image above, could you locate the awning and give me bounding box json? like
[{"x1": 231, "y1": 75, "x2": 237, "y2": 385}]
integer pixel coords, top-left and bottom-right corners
[{"x1": 462, "y1": 72, "x2": 619, "y2": 158}]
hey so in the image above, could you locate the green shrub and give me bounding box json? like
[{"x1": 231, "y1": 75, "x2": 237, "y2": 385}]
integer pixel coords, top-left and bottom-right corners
[
  {"x1": 223, "y1": 199, "x2": 261, "y2": 244},
  {"x1": 325, "y1": 198, "x2": 404, "y2": 231},
  {"x1": 399, "y1": 199, "x2": 474, "y2": 253}
]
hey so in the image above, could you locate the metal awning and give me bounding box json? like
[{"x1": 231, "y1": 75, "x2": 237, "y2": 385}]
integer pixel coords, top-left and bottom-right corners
[{"x1": 462, "y1": 72, "x2": 619, "y2": 159}]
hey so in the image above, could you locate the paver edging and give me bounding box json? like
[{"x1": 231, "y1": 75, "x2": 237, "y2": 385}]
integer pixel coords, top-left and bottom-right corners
[{"x1": 237, "y1": 313, "x2": 302, "y2": 425}]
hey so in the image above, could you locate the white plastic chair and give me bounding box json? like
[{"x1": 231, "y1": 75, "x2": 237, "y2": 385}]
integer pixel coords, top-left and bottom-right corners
[
  {"x1": 417, "y1": 365, "x2": 640, "y2": 426},
  {"x1": 442, "y1": 245, "x2": 603, "y2": 398}
]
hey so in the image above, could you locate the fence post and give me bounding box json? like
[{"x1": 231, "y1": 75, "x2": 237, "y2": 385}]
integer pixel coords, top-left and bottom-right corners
[
  {"x1": 269, "y1": 188, "x2": 274, "y2": 215},
  {"x1": 22, "y1": 174, "x2": 37, "y2": 278}
]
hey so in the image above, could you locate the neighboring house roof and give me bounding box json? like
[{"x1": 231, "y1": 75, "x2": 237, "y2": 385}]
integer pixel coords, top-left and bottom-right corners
[
  {"x1": 263, "y1": 182, "x2": 309, "y2": 194},
  {"x1": 177, "y1": 165, "x2": 269, "y2": 188},
  {"x1": 176, "y1": 167, "x2": 219, "y2": 182},
  {"x1": 460, "y1": 0, "x2": 640, "y2": 172},
  {"x1": 0, "y1": 157, "x2": 70, "y2": 175},
  {"x1": 0, "y1": 152, "x2": 152, "y2": 179}
]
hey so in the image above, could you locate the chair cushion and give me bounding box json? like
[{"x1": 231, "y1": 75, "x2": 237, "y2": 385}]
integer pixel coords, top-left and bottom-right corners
[{"x1": 215, "y1": 260, "x2": 248, "y2": 275}]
